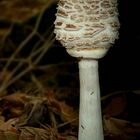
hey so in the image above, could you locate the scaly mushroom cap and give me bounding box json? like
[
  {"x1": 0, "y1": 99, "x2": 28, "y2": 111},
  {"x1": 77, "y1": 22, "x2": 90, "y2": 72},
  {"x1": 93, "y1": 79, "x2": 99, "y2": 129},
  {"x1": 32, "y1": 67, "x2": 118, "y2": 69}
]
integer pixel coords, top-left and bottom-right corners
[{"x1": 54, "y1": 0, "x2": 119, "y2": 58}]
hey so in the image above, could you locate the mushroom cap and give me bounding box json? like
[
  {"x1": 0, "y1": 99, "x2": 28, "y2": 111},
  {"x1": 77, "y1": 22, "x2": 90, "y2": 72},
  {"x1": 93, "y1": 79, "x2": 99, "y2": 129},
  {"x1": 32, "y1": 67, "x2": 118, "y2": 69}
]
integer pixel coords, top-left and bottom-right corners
[{"x1": 54, "y1": 0, "x2": 119, "y2": 58}]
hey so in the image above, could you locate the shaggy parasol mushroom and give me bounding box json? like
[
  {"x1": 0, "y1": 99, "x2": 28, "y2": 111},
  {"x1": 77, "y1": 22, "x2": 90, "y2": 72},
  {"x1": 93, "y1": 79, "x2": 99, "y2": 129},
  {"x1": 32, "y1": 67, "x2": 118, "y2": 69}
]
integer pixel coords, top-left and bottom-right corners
[{"x1": 54, "y1": 0, "x2": 119, "y2": 139}]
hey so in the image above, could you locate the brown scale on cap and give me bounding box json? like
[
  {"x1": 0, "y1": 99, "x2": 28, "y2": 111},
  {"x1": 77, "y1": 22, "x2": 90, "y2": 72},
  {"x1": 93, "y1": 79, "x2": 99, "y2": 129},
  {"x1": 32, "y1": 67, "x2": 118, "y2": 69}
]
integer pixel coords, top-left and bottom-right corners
[
  {"x1": 57, "y1": 9, "x2": 68, "y2": 17},
  {"x1": 54, "y1": 0, "x2": 119, "y2": 49}
]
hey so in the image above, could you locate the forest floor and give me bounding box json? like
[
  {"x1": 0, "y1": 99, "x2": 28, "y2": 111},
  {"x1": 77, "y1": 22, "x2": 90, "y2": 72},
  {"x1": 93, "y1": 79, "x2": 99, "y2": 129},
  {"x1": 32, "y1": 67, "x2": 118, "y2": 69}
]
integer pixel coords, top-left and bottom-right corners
[{"x1": 0, "y1": 64, "x2": 140, "y2": 139}]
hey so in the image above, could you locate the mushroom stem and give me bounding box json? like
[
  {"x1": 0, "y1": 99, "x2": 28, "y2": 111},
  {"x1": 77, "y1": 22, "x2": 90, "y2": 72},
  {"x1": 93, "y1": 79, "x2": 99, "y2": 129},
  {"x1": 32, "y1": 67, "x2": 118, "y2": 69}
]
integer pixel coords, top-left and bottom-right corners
[{"x1": 78, "y1": 58, "x2": 103, "y2": 140}]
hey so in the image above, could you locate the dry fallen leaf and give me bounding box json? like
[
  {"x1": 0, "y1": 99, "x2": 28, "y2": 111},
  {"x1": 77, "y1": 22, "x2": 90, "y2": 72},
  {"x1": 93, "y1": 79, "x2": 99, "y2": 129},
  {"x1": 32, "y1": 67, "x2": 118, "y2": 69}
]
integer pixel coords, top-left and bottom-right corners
[
  {"x1": 0, "y1": 118, "x2": 18, "y2": 131},
  {"x1": 0, "y1": 93, "x2": 31, "y2": 106},
  {"x1": 103, "y1": 93, "x2": 127, "y2": 117},
  {"x1": 103, "y1": 115, "x2": 140, "y2": 140},
  {"x1": 0, "y1": 116, "x2": 5, "y2": 125},
  {"x1": 0, "y1": 130, "x2": 19, "y2": 140},
  {"x1": 46, "y1": 91, "x2": 78, "y2": 124},
  {"x1": 0, "y1": 93, "x2": 33, "y2": 120}
]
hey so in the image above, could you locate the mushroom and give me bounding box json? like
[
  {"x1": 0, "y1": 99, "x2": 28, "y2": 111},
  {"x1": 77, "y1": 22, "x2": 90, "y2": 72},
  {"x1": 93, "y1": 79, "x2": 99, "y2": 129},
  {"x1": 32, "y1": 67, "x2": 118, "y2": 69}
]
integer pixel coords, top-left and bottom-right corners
[{"x1": 54, "y1": 0, "x2": 119, "y2": 139}]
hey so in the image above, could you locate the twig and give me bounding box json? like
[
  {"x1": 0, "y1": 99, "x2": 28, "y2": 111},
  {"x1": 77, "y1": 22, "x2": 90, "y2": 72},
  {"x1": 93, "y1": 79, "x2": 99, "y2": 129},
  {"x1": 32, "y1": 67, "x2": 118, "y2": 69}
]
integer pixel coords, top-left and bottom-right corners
[
  {"x1": 0, "y1": 62, "x2": 24, "y2": 91},
  {"x1": 35, "y1": 61, "x2": 77, "y2": 71},
  {"x1": 57, "y1": 117, "x2": 78, "y2": 128},
  {"x1": 0, "y1": 23, "x2": 15, "y2": 51},
  {"x1": 31, "y1": 74, "x2": 44, "y2": 95},
  {"x1": 0, "y1": 58, "x2": 27, "y2": 62},
  {"x1": 0, "y1": 2, "x2": 55, "y2": 93},
  {"x1": 1, "y1": 31, "x2": 35, "y2": 76},
  {"x1": 49, "y1": 108, "x2": 58, "y2": 133},
  {"x1": 0, "y1": 1, "x2": 46, "y2": 84},
  {"x1": 33, "y1": 35, "x2": 54, "y2": 65},
  {"x1": 0, "y1": 36, "x2": 54, "y2": 92}
]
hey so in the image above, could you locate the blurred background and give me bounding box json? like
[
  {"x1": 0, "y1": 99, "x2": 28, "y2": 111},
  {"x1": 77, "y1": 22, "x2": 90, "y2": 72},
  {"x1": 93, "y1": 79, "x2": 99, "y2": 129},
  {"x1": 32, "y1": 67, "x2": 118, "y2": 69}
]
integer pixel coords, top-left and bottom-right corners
[{"x1": 99, "y1": 0, "x2": 140, "y2": 95}]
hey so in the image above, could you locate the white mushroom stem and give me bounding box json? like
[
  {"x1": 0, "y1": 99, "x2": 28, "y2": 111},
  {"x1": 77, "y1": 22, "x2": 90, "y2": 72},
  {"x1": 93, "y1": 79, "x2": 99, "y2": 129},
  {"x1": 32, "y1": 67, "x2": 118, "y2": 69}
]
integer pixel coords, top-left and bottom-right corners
[
  {"x1": 54, "y1": 0, "x2": 119, "y2": 139},
  {"x1": 78, "y1": 58, "x2": 103, "y2": 140}
]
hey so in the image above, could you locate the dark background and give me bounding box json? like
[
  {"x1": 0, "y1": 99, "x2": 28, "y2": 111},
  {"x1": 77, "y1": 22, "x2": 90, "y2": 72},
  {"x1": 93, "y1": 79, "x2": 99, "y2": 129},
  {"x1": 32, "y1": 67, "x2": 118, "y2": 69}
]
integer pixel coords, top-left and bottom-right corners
[{"x1": 99, "y1": 0, "x2": 140, "y2": 94}]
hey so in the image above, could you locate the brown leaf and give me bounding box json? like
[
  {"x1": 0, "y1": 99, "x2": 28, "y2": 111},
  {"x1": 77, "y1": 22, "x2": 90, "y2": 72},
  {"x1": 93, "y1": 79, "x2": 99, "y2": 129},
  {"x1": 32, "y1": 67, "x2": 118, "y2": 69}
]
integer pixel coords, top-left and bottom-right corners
[
  {"x1": 103, "y1": 115, "x2": 140, "y2": 139},
  {"x1": 18, "y1": 126, "x2": 57, "y2": 140},
  {"x1": 46, "y1": 91, "x2": 78, "y2": 123},
  {"x1": 103, "y1": 93, "x2": 127, "y2": 117},
  {"x1": 0, "y1": 93, "x2": 31, "y2": 107},
  {"x1": 0, "y1": 130, "x2": 19, "y2": 140},
  {"x1": 0, "y1": 116, "x2": 5, "y2": 125},
  {"x1": 0, "y1": 93, "x2": 32, "y2": 120},
  {"x1": 0, "y1": 118, "x2": 19, "y2": 131}
]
